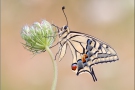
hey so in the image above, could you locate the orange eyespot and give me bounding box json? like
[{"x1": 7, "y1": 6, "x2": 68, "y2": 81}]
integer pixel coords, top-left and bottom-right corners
[
  {"x1": 71, "y1": 64, "x2": 77, "y2": 71},
  {"x1": 82, "y1": 54, "x2": 88, "y2": 63}
]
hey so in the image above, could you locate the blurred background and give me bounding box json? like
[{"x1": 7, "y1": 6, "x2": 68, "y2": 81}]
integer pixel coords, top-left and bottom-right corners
[{"x1": 1, "y1": 0, "x2": 134, "y2": 90}]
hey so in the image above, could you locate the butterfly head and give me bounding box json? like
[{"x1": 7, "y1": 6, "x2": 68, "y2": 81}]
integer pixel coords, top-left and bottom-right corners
[
  {"x1": 57, "y1": 25, "x2": 70, "y2": 37},
  {"x1": 63, "y1": 25, "x2": 68, "y2": 30},
  {"x1": 63, "y1": 25, "x2": 70, "y2": 32}
]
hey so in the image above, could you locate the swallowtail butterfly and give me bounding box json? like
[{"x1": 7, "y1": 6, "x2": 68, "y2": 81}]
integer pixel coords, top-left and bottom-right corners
[{"x1": 52, "y1": 6, "x2": 119, "y2": 82}]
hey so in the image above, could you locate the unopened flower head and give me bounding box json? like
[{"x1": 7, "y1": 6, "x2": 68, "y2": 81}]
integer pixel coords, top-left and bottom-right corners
[{"x1": 21, "y1": 20, "x2": 56, "y2": 53}]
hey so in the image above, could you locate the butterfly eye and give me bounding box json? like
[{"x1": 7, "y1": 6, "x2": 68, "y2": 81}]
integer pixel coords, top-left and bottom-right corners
[{"x1": 64, "y1": 25, "x2": 68, "y2": 29}]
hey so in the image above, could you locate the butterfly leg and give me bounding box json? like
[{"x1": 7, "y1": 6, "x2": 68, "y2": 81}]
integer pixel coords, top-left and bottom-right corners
[
  {"x1": 55, "y1": 46, "x2": 62, "y2": 60},
  {"x1": 50, "y1": 42, "x2": 60, "y2": 49},
  {"x1": 90, "y1": 67, "x2": 97, "y2": 82}
]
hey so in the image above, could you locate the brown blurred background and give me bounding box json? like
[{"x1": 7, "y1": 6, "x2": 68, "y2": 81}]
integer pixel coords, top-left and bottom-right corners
[{"x1": 1, "y1": 0, "x2": 134, "y2": 90}]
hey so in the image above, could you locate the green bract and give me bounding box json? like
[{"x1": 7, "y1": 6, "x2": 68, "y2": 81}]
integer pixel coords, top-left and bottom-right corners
[{"x1": 21, "y1": 20, "x2": 56, "y2": 53}]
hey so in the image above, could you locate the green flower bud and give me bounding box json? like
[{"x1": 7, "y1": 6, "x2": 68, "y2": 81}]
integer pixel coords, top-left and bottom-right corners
[{"x1": 21, "y1": 20, "x2": 56, "y2": 53}]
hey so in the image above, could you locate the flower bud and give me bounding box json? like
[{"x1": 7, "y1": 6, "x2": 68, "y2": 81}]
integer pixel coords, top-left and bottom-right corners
[{"x1": 21, "y1": 20, "x2": 56, "y2": 53}]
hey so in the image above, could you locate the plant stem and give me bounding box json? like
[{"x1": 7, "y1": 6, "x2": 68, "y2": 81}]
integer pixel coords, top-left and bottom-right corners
[{"x1": 46, "y1": 46, "x2": 57, "y2": 90}]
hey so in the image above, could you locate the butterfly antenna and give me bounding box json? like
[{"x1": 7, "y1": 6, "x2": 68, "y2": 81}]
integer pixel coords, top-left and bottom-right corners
[{"x1": 62, "y1": 6, "x2": 68, "y2": 26}]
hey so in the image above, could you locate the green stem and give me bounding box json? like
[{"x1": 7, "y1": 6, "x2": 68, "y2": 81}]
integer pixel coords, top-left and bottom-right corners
[{"x1": 46, "y1": 46, "x2": 57, "y2": 90}]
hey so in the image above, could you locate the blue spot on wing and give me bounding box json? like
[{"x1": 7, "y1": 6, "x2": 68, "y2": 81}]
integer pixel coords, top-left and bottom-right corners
[
  {"x1": 87, "y1": 39, "x2": 92, "y2": 45},
  {"x1": 77, "y1": 59, "x2": 84, "y2": 71}
]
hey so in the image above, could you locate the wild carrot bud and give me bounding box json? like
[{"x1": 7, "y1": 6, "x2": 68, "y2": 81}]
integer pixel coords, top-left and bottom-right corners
[{"x1": 21, "y1": 20, "x2": 56, "y2": 53}]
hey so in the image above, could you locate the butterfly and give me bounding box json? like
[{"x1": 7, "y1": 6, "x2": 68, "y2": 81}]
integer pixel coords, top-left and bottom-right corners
[{"x1": 51, "y1": 6, "x2": 119, "y2": 82}]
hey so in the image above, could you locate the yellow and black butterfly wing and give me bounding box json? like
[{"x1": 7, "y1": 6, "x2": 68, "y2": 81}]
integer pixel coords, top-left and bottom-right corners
[{"x1": 67, "y1": 31, "x2": 119, "y2": 81}]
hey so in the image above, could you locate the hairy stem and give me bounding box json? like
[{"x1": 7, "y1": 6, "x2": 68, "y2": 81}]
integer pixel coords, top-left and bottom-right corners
[{"x1": 46, "y1": 46, "x2": 57, "y2": 90}]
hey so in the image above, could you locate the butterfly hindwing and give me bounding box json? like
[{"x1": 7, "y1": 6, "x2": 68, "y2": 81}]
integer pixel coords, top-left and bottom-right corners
[{"x1": 67, "y1": 31, "x2": 119, "y2": 81}]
